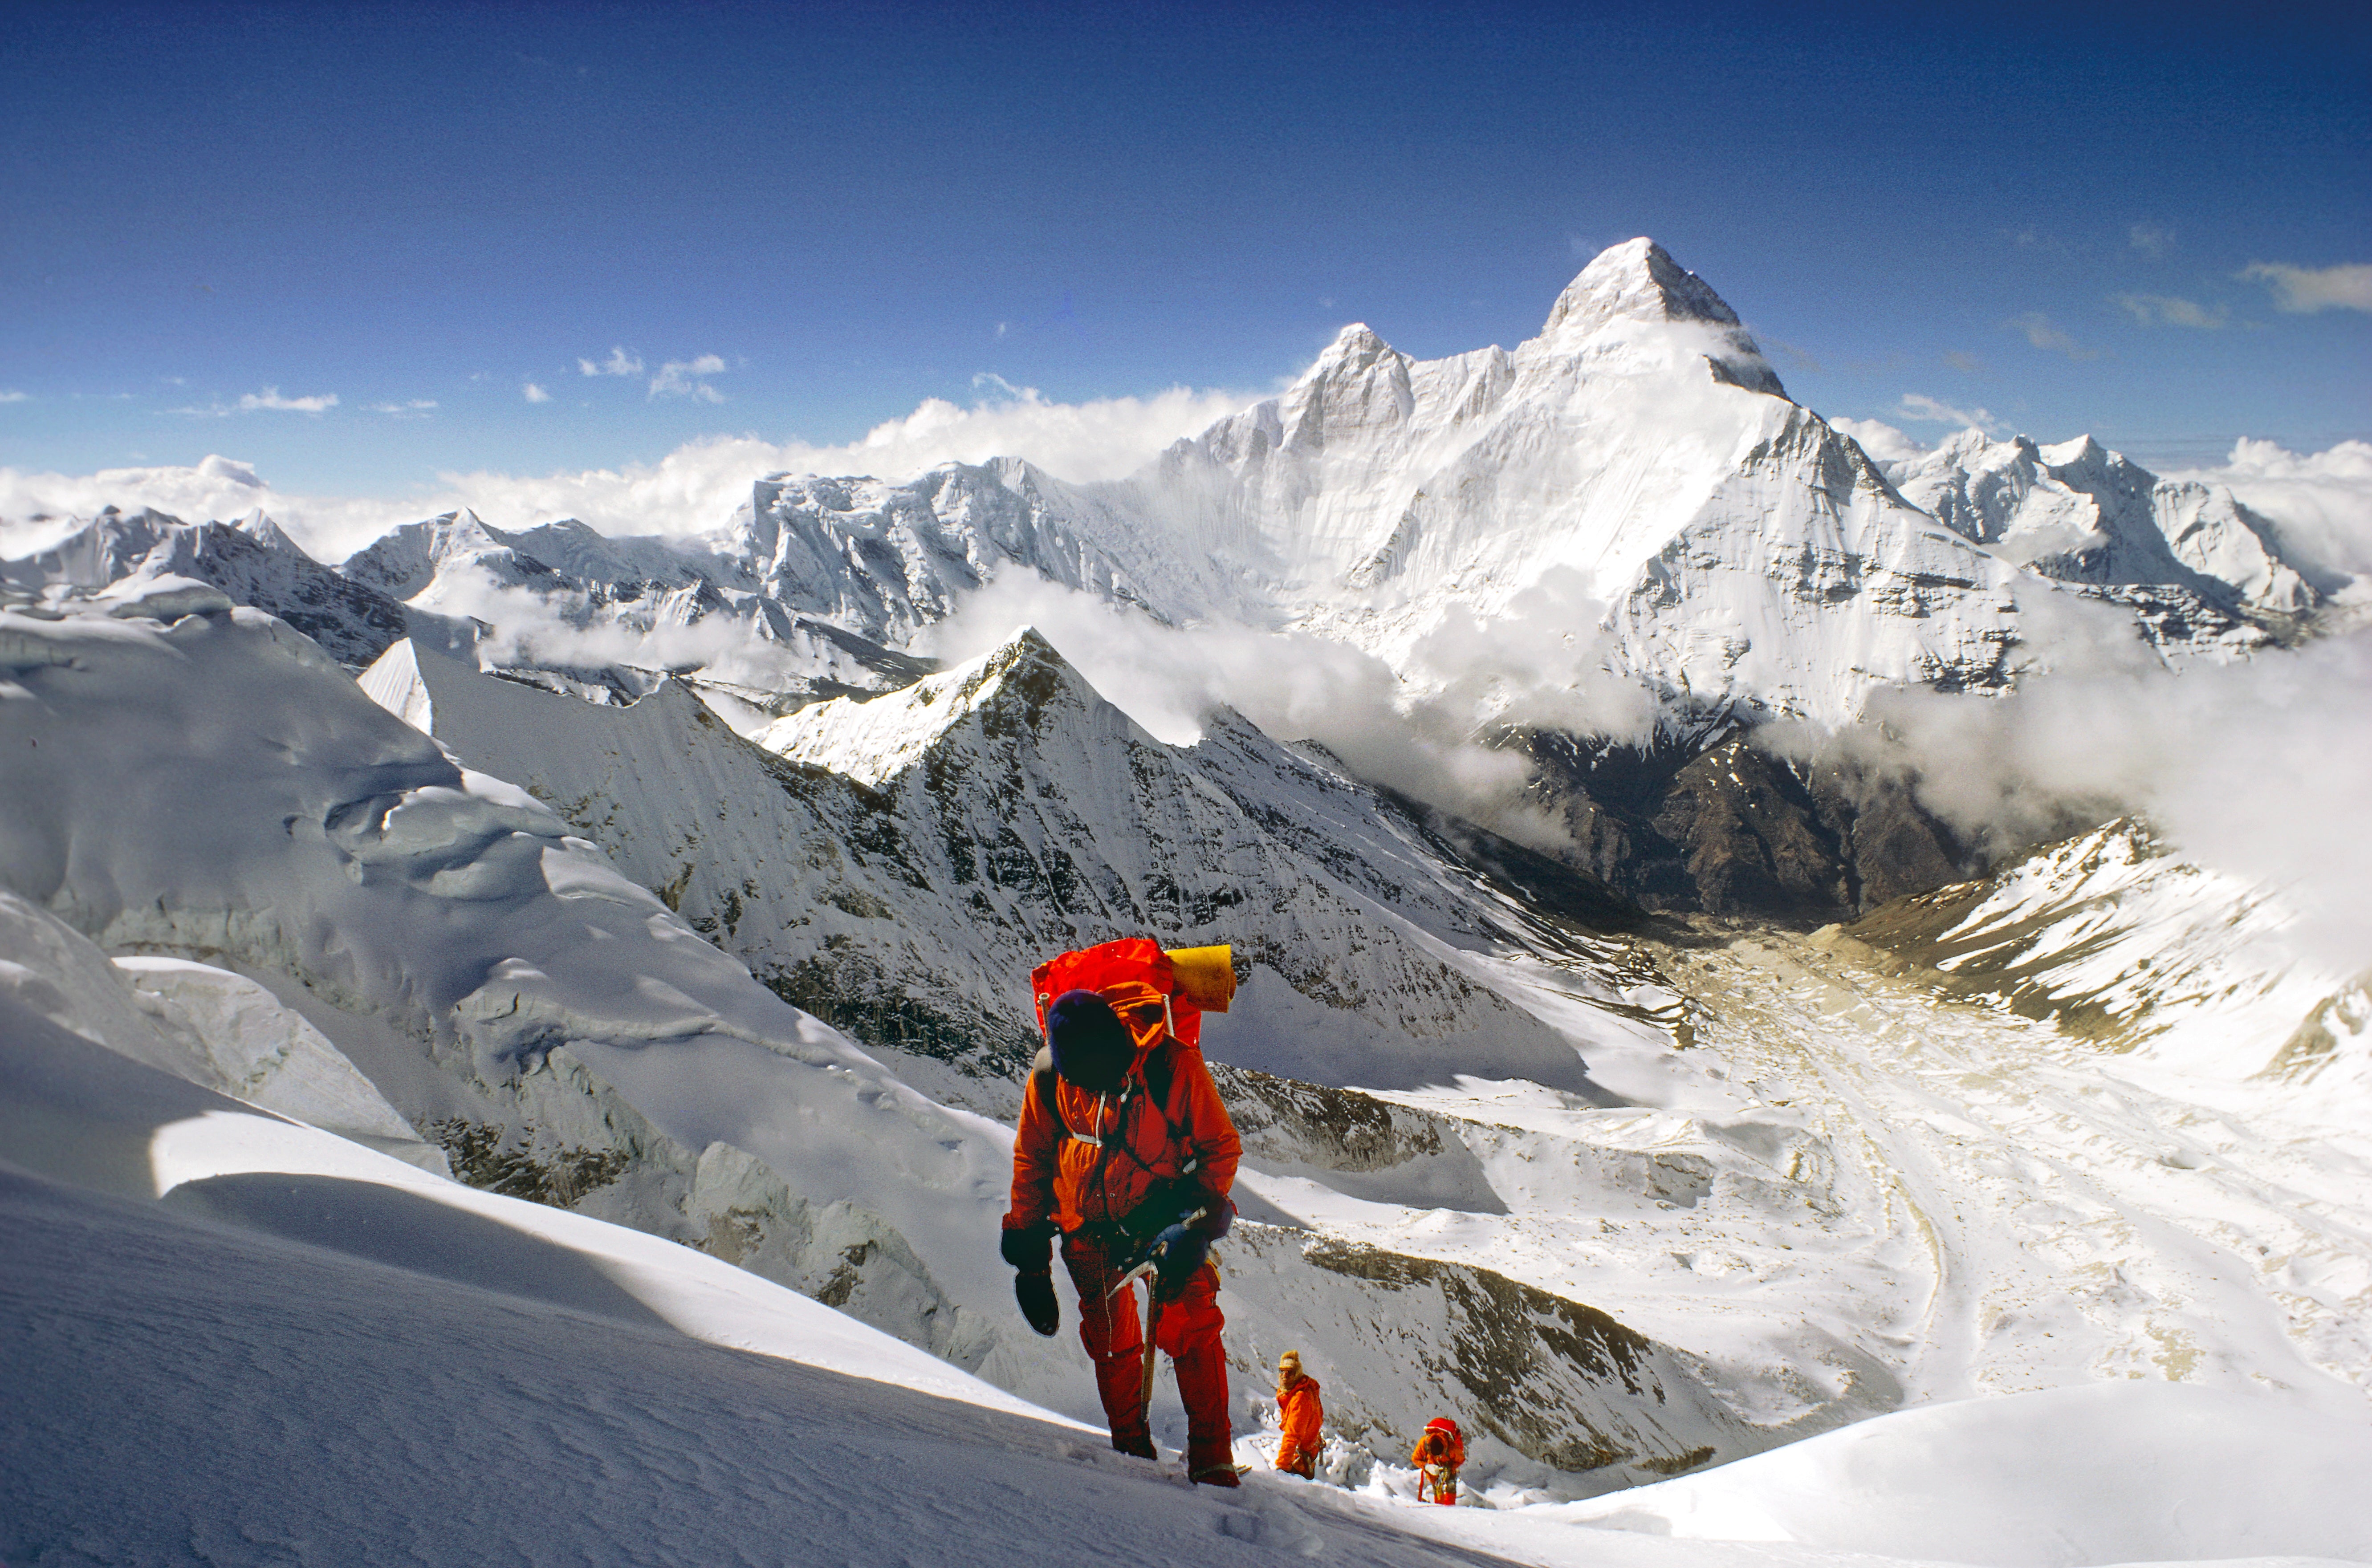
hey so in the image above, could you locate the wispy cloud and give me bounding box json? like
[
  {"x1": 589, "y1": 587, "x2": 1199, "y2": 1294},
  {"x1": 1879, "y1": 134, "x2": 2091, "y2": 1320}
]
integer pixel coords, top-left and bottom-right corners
[
  {"x1": 240, "y1": 388, "x2": 338, "y2": 413},
  {"x1": 2008, "y1": 312, "x2": 2100, "y2": 361},
  {"x1": 1941, "y1": 350, "x2": 1983, "y2": 374},
  {"x1": 2128, "y1": 222, "x2": 2173, "y2": 257},
  {"x1": 2113, "y1": 293, "x2": 2228, "y2": 329},
  {"x1": 523, "y1": 382, "x2": 552, "y2": 404},
  {"x1": 578, "y1": 346, "x2": 643, "y2": 377},
  {"x1": 173, "y1": 387, "x2": 340, "y2": 417},
  {"x1": 2238, "y1": 261, "x2": 2372, "y2": 314},
  {"x1": 649, "y1": 354, "x2": 728, "y2": 402},
  {"x1": 0, "y1": 390, "x2": 28, "y2": 404},
  {"x1": 367, "y1": 399, "x2": 439, "y2": 418},
  {"x1": 1896, "y1": 392, "x2": 1998, "y2": 431}
]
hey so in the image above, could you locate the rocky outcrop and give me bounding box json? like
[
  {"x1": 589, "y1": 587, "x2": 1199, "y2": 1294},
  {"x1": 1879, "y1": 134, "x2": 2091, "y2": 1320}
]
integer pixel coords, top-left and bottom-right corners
[{"x1": 1518, "y1": 730, "x2": 1980, "y2": 923}]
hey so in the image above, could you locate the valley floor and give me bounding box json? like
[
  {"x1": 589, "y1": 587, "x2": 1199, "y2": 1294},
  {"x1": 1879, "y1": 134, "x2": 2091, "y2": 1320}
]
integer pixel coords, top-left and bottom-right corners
[{"x1": 1237, "y1": 925, "x2": 2372, "y2": 1441}]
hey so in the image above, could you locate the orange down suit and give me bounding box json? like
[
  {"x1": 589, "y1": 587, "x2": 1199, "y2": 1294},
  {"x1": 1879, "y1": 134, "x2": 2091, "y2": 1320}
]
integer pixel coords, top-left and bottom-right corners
[
  {"x1": 1275, "y1": 1374, "x2": 1323, "y2": 1476},
  {"x1": 1414, "y1": 1418, "x2": 1465, "y2": 1504},
  {"x1": 1005, "y1": 941, "x2": 1243, "y2": 1470}
]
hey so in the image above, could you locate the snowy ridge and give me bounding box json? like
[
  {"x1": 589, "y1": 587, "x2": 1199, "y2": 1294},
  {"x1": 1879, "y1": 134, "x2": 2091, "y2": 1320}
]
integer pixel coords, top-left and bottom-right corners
[
  {"x1": 1, "y1": 504, "x2": 429, "y2": 666},
  {"x1": 1829, "y1": 818, "x2": 2352, "y2": 1072},
  {"x1": 368, "y1": 625, "x2": 1644, "y2": 1100},
  {"x1": 1890, "y1": 429, "x2": 2317, "y2": 630}
]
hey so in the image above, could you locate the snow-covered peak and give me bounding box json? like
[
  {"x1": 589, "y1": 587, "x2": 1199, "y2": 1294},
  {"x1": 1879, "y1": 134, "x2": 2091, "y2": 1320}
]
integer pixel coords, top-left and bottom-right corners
[
  {"x1": 1303, "y1": 322, "x2": 1400, "y2": 379},
  {"x1": 1274, "y1": 323, "x2": 1417, "y2": 448},
  {"x1": 755, "y1": 625, "x2": 1090, "y2": 788},
  {"x1": 1543, "y1": 237, "x2": 1747, "y2": 336},
  {"x1": 338, "y1": 508, "x2": 514, "y2": 599},
  {"x1": 1531, "y1": 238, "x2": 1785, "y2": 398},
  {"x1": 232, "y1": 509, "x2": 305, "y2": 556}
]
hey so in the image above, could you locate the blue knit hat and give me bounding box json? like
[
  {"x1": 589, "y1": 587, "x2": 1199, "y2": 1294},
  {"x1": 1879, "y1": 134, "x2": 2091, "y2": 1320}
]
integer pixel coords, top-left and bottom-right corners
[{"x1": 1046, "y1": 989, "x2": 1131, "y2": 1093}]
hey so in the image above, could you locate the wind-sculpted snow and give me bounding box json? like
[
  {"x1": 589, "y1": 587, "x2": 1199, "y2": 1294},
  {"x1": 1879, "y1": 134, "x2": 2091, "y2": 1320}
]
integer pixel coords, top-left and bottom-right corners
[
  {"x1": 1, "y1": 505, "x2": 429, "y2": 666},
  {"x1": 0, "y1": 588, "x2": 1072, "y2": 1401}
]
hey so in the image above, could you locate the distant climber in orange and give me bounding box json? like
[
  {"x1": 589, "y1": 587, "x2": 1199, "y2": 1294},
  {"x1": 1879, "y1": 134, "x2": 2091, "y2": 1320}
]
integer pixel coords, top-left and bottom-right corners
[
  {"x1": 1413, "y1": 1416, "x2": 1464, "y2": 1504},
  {"x1": 1000, "y1": 940, "x2": 1245, "y2": 1486},
  {"x1": 1273, "y1": 1350, "x2": 1323, "y2": 1478}
]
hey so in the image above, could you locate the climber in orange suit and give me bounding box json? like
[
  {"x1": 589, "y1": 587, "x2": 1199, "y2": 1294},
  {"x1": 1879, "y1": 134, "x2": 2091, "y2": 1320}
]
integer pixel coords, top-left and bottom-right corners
[
  {"x1": 1001, "y1": 940, "x2": 1244, "y2": 1486},
  {"x1": 1273, "y1": 1350, "x2": 1323, "y2": 1478}
]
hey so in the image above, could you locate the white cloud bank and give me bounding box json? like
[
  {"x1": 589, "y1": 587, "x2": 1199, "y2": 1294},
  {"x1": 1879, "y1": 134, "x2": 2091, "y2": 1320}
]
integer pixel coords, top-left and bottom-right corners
[
  {"x1": 1820, "y1": 624, "x2": 2372, "y2": 970},
  {"x1": 0, "y1": 380, "x2": 1261, "y2": 561}
]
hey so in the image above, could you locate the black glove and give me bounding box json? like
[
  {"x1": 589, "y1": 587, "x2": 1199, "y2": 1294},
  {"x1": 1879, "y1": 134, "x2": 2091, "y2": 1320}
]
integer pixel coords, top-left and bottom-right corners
[
  {"x1": 1014, "y1": 1271, "x2": 1060, "y2": 1336},
  {"x1": 1151, "y1": 1223, "x2": 1208, "y2": 1297},
  {"x1": 999, "y1": 1223, "x2": 1054, "y2": 1272}
]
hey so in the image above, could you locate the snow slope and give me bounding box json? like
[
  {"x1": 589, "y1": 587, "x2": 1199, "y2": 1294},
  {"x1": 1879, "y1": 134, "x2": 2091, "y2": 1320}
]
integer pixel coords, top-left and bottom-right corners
[
  {"x1": 9, "y1": 897, "x2": 2367, "y2": 1568},
  {"x1": 2, "y1": 586, "x2": 1774, "y2": 1483},
  {"x1": 1832, "y1": 819, "x2": 2353, "y2": 1071},
  {"x1": 0, "y1": 583, "x2": 1072, "y2": 1399}
]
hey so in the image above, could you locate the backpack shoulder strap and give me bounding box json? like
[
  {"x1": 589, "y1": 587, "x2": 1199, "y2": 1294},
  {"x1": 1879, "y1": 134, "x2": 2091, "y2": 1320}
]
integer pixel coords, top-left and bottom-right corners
[
  {"x1": 1141, "y1": 1037, "x2": 1178, "y2": 1112},
  {"x1": 1028, "y1": 1045, "x2": 1061, "y2": 1127}
]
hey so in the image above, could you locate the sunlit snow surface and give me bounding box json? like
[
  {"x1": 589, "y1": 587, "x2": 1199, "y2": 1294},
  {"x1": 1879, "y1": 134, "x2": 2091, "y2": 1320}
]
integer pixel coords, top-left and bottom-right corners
[{"x1": 7, "y1": 938, "x2": 2369, "y2": 1568}]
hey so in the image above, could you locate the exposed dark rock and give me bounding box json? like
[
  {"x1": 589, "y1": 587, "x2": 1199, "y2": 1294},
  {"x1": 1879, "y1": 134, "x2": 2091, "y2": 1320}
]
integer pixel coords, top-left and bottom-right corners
[{"x1": 1515, "y1": 727, "x2": 1978, "y2": 924}]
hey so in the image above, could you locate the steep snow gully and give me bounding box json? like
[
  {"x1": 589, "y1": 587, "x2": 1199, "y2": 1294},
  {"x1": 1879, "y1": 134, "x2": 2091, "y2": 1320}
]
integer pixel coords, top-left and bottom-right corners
[{"x1": 5, "y1": 240, "x2": 2370, "y2": 1568}]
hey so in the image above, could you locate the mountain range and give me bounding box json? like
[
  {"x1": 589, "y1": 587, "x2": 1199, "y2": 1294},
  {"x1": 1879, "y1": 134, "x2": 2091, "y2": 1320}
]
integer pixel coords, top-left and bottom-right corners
[{"x1": 3, "y1": 238, "x2": 2364, "y2": 1533}]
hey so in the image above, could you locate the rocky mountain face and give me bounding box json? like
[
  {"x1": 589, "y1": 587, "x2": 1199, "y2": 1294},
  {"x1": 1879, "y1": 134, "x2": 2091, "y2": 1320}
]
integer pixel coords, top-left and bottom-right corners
[{"x1": 1517, "y1": 730, "x2": 1980, "y2": 924}]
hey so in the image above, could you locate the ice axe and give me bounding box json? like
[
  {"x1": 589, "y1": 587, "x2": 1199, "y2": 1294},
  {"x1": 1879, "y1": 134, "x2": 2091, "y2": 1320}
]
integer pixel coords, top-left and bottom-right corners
[{"x1": 1107, "y1": 1200, "x2": 1211, "y2": 1418}]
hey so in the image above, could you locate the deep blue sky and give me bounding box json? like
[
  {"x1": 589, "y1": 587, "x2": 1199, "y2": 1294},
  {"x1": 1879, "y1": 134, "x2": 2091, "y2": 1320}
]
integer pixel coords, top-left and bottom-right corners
[{"x1": 4, "y1": 0, "x2": 2366, "y2": 496}]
